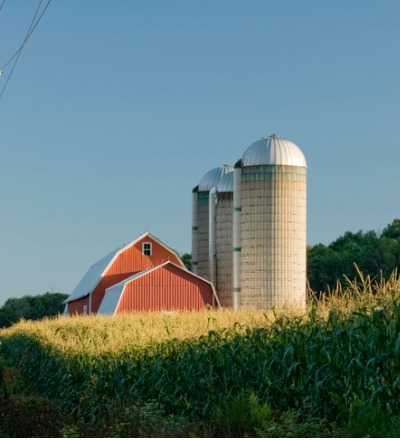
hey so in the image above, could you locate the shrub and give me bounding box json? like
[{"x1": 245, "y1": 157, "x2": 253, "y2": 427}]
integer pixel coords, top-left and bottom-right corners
[
  {"x1": 212, "y1": 390, "x2": 273, "y2": 437},
  {"x1": 0, "y1": 394, "x2": 70, "y2": 438},
  {"x1": 344, "y1": 401, "x2": 400, "y2": 438}
]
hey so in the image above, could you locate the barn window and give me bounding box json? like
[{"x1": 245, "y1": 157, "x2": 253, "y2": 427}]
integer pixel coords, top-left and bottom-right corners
[
  {"x1": 142, "y1": 242, "x2": 152, "y2": 256},
  {"x1": 83, "y1": 304, "x2": 88, "y2": 315}
]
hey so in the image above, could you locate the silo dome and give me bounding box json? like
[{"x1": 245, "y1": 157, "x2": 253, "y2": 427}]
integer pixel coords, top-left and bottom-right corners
[
  {"x1": 216, "y1": 170, "x2": 233, "y2": 192},
  {"x1": 242, "y1": 134, "x2": 306, "y2": 168},
  {"x1": 198, "y1": 165, "x2": 233, "y2": 191}
]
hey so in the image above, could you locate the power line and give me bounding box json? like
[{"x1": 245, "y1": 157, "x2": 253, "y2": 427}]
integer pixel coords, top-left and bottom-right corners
[
  {"x1": 1, "y1": 0, "x2": 48, "y2": 71},
  {"x1": 0, "y1": 0, "x2": 53, "y2": 99},
  {"x1": 0, "y1": 1, "x2": 6, "y2": 12},
  {"x1": 0, "y1": 41, "x2": 25, "y2": 99}
]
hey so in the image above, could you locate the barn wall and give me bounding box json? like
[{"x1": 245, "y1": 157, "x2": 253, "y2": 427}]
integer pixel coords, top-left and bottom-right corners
[
  {"x1": 91, "y1": 273, "x2": 137, "y2": 313},
  {"x1": 117, "y1": 264, "x2": 215, "y2": 312},
  {"x1": 67, "y1": 296, "x2": 90, "y2": 315}
]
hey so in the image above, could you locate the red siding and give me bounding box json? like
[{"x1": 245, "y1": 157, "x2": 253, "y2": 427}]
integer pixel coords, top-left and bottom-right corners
[
  {"x1": 116, "y1": 263, "x2": 215, "y2": 312},
  {"x1": 91, "y1": 272, "x2": 138, "y2": 312},
  {"x1": 107, "y1": 237, "x2": 183, "y2": 276},
  {"x1": 89, "y1": 236, "x2": 184, "y2": 313},
  {"x1": 67, "y1": 296, "x2": 90, "y2": 315}
]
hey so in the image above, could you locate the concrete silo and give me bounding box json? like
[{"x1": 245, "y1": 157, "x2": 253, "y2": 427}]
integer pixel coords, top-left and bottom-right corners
[
  {"x1": 192, "y1": 165, "x2": 233, "y2": 279},
  {"x1": 209, "y1": 171, "x2": 234, "y2": 307},
  {"x1": 233, "y1": 134, "x2": 307, "y2": 310}
]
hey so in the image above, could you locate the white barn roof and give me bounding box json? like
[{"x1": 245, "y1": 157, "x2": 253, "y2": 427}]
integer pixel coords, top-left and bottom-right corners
[{"x1": 66, "y1": 246, "x2": 123, "y2": 303}]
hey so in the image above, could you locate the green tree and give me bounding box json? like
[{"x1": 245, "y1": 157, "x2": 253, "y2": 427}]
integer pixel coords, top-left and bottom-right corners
[
  {"x1": 306, "y1": 222, "x2": 399, "y2": 295},
  {"x1": 307, "y1": 244, "x2": 336, "y2": 293},
  {"x1": 0, "y1": 292, "x2": 68, "y2": 328},
  {"x1": 379, "y1": 219, "x2": 400, "y2": 277},
  {"x1": 181, "y1": 253, "x2": 192, "y2": 271}
]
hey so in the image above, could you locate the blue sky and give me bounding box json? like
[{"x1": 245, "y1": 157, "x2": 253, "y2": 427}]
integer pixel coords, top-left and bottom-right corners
[{"x1": 0, "y1": 0, "x2": 399, "y2": 304}]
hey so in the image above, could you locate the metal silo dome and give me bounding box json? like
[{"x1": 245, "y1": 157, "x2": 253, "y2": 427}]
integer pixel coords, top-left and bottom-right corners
[
  {"x1": 216, "y1": 170, "x2": 233, "y2": 192},
  {"x1": 242, "y1": 134, "x2": 307, "y2": 168},
  {"x1": 198, "y1": 165, "x2": 234, "y2": 191}
]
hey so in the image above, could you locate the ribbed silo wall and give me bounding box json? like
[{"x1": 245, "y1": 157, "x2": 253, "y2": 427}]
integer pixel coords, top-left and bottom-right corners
[
  {"x1": 240, "y1": 164, "x2": 306, "y2": 310},
  {"x1": 215, "y1": 191, "x2": 233, "y2": 307},
  {"x1": 192, "y1": 187, "x2": 199, "y2": 274},
  {"x1": 197, "y1": 190, "x2": 210, "y2": 280},
  {"x1": 209, "y1": 188, "x2": 217, "y2": 289},
  {"x1": 232, "y1": 164, "x2": 242, "y2": 310}
]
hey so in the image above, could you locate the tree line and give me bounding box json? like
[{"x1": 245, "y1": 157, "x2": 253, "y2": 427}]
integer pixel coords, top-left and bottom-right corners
[
  {"x1": 308, "y1": 219, "x2": 400, "y2": 293},
  {"x1": 0, "y1": 292, "x2": 68, "y2": 328}
]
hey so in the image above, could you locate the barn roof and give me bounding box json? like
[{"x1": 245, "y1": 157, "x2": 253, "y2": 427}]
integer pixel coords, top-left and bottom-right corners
[
  {"x1": 66, "y1": 246, "x2": 123, "y2": 303},
  {"x1": 65, "y1": 232, "x2": 183, "y2": 304},
  {"x1": 98, "y1": 261, "x2": 220, "y2": 315}
]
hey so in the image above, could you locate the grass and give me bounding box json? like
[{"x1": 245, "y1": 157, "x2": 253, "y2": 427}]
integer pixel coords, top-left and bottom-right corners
[{"x1": 1, "y1": 268, "x2": 400, "y2": 437}]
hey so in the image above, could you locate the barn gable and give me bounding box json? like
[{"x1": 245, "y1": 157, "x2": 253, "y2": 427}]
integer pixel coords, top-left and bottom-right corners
[
  {"x1": 98, "y1": 261, "x2": 219, "y2": 315},
  {"x1": 105, "y1": 232, "x2": 184, "y2": 276},
  {"x1": 65, "y1": 232, "x2": 185, "y2": 314}
]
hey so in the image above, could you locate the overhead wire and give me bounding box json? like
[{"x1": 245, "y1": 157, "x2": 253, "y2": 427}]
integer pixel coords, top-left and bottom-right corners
[
  {"x1": 1, "y1": 0, "x2": 47, "y2": 71},
  {"x1": 0, "y1": 0, "x2": 44, "y2": 95},
  {"x1": 0, "y1": 0, "x2": 53, "y2": 99},
  {"x1": 0, "y1": 1, "x2": 5, "y2": 12}
]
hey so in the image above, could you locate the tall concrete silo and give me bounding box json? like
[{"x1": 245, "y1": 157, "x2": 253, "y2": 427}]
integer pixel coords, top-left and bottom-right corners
[
  {"x1": 209, "y1": 171, "x2": 234, "y2": 307},
  {"x1": 192, "y1": 165, "x2": 233, "y2": 279},
  {"x1": 233, "y1": 134, "x2": 307, "y2": 311}
]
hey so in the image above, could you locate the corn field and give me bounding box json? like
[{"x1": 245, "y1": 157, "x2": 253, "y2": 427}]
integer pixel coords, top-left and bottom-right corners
[{"x1": 1, "y1": 269, "x2": 400, "y2": 436}]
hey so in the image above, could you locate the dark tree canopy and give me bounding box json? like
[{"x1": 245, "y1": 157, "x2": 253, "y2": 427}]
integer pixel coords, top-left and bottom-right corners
[
  {"x1": 181, "y1": 253, "x2": 192, "y2": 271},
  {"x1": 0, "y1": 292, "x2": 68, "y2": 328},
  {"x1": 307, "y1": 219, "x2": 400, "y2": 294}
]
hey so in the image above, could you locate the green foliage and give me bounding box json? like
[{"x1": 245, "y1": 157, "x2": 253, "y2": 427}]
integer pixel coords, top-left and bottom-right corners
[
  {"x1": 181, "y1": 252, "x2": 192, "y2": 271},
  {"x1": 97, "y1": 399, "x2": 194, "y2": 438},
  {"x1": 0, "y1": 393, "x2": 70, "y2": 438},
  {"x1": 0, "y1": 356, "x2": 4, "y2": 390},
  {"x1": 307, "y1": 219, "x2": 400, "y2": 294},
  {"x1": 0, "y1": 292, "x2": 68, "y2": 328},
  {"x1": 255, "y1": 410, "x2": 340, "y2": 438},
  {"x1": 212, "y1": 390, "x2": 272, "y2": 437},
  {"x1": 344, "y1": 401, "x2": 400, "y2": 437}
]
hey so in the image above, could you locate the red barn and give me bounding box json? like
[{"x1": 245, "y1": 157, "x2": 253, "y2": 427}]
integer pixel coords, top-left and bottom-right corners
[
  {"x1": 65, "y1": 232, "x2": 219, "y2": 315},
  {"x1": 98, "y1": 261, "x2": 217, "y2": 314}
]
